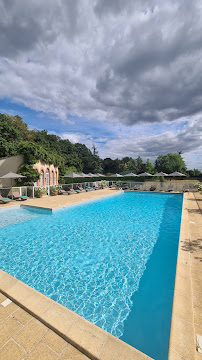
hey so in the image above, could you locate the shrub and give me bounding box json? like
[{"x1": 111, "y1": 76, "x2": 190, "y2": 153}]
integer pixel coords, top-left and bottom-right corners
[
  {"x1": 34, "y1": 186, "x2": 46, "y2": 197},
  {"x1": 194, "y1": 182, "x2": 202, "y2": 194}
]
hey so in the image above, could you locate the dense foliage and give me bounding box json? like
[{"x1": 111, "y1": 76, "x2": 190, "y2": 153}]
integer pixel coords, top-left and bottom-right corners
[
  {"x1": 0, "y1": 113, "x2": 103, "y2": 184},
  {"x1": 0, "y1": 113, "x2": 201, "y2": 185}
]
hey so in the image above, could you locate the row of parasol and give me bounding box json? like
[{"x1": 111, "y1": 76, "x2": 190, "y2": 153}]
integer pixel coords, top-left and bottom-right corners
[{"x1": 63, "y1": 171, "x2": 186, "y2": 178}]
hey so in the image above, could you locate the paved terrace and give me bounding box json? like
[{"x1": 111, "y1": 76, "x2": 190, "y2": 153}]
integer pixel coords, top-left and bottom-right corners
[
  {"x1": 168, "y1": 192, "x2": 202, "y2": 360},
  {"x1": 0, "y1": 291, "x2": 90, "y2": 360},
  {"x1": 0, "y1": 189, "x2": 202, "y2": 359},
  {"x1": 0, "y1": 188, "x2": 120, "y2": 210}
]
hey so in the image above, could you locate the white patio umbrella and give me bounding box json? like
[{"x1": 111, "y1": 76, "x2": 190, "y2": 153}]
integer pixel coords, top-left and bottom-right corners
[
  {"x1": 63, "y1": 172, "x2": 82, "y2": 187},
  {"x1": 78, "y1": 172, "x2": 91, "y2": 177},
  {"x1": 63, "y1": 172, "x2": 82, "y2": 178},
  {"x1": 153, "y1": 172, "x2": 168, "y2": 176},
  {"x1": 86, "y1": 173, "x2": 95, "y2": 177},
  {"x1": 95, "y1": 173, "x2": 105, "y2": 177},
  {"x1": 0, "y1": 172, "x2": 26, "y2": 199},
  {"x1": 168, "y1": 172, "x2": 186, "y2": 177},
  {"x1": 124, "y1": 173, "x2": 139, "y2": 177},
  {"x1": 138, "y1": 172, "x2": 153, "y2": 176},
  {"x1": 110, "y1": 173, "x2": 123, "y2": 177},
  {"x1": 167, "y1": 171, "x2": 186, "y2": 190}
]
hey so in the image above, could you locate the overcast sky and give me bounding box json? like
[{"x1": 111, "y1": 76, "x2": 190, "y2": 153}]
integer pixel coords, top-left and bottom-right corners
[{"x1": 0, "y1": 0, "x2": 202, "y2": 169}]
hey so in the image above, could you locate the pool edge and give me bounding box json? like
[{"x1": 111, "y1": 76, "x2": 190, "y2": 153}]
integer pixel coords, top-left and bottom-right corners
[
  {"x1": 0, "y1": 270, "x2": 152, "y2": 360},
  {"x1": 1, "y1": 191, "x2": 199, "y2": 359},
  {"x1": 167, "y1": 192, "x2": 196, "y2": 360}
]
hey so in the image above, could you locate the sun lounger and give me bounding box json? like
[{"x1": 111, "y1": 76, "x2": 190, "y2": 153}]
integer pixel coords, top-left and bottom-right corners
[
  {"x1": 67, "y1": 188, "x2": 76, "y2": 195},
  {"x1": 12, "y1": 192, "x2": 28, "y2": 201},
  {"x1": 85, "y1": 186, "x2": 93, "y2": 191},
  {"x1": 183, "y1": 186, "x2": 189, "y2": 192},
  {"x1": 133, "y1": 186, "x2": 140, "y2": 190},
  {"x1": 58, "y1": 189, "x2": 66, "y2": 195},
  {"x1": 150, "y1": 186, "x2": 156, "y2": 191},
  {"x1": 167, "y1": 187, "x2": 174, "y2": 192},
  {"x1": 0, "y1": 195, "x2": 10, "y2": 204},
  {"x1": 76, "y1": 186, "x2": 85, "y2": 192},
  {"x1": 92, "y1": 185, "x2": 99, "y2": 190}
]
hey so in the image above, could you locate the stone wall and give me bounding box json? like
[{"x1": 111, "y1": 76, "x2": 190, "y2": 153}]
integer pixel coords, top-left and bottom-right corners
[{"x1": 0, "y1": 154, "x2": 24, "y2": 187}]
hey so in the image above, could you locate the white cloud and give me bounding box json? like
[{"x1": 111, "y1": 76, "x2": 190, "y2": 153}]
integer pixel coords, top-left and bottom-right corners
[
  {"x1": 61, "y1": 132, "x2": 92, "y2": 144},
  {"x1": 0, "y1": 0, "x2": 202, "y2": 168},
  {"x1": 98, "y1": 119, "x2": 202, "y2": 169}
]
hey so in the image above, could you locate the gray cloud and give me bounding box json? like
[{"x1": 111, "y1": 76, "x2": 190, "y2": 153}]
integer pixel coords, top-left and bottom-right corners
[
  {"x1": 0, "y1": 0, "x2": 202, "y2": 166},
  {"x1": 98, "y1": 119, "x2": 202, "y2": 168}
]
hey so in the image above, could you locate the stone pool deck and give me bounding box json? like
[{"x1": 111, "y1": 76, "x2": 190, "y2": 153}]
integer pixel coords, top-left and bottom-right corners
[
  {"x1": 0, "y1": 189, "x2": 202, "y2": 359},
  {"x1": 0, "y1": 188, "x2": 120, "y2": 210},
  {"x1": 0, "y1": 291, "x2": 90, "y2": 360},
  {"x1": 168, "y1": 192, "x2": 202, "y2": 360}
]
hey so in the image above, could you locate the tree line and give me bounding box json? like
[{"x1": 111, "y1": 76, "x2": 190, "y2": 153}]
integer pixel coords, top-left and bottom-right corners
[{"x1": 0, "y1": 113, "x2": 201, "y2": 185}]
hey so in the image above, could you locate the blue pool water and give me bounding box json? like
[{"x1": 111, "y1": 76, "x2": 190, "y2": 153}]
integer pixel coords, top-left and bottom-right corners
[{"x1": 0, "y1": 192, "x2": 182, "y2": 359}]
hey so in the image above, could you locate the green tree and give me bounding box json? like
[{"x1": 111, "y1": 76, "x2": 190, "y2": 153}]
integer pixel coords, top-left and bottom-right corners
[
  {"x1": 136, "y1": 156, "x2": 144, "y2": 173},
  {"x1": 16, "y1": 164, "x2": 39, "y2": 186},
  {"x1": 123, "y1": 158, "x2": 138, "y2": 173},
  {"x1": 0, "y1": 114, "x2": 22, "y2": 157},
  {"x1": 155, "y1": 153, "x2": 186, "y2": 173},
  {"x1": 145, "y1": 158, "x2": 153, "y2": 173}
]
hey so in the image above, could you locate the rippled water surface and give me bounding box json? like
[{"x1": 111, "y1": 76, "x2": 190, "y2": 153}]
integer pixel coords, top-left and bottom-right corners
[{"x1": 0, "y1": 192, "x2": 182, "y2": 359}]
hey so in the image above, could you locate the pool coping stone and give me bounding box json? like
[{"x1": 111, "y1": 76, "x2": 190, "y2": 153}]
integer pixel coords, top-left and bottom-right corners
[{"x1": 0, "y1": 270, "x2": 152, "y2": 360}]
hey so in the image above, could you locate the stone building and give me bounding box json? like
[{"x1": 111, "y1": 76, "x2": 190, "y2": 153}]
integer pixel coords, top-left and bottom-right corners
[
  {"x1": 33, "y1": 160, "x2": 58, "y2": 187},
  {"x1": 0, "y1": 155, "x2": 58, "y2": 187}
]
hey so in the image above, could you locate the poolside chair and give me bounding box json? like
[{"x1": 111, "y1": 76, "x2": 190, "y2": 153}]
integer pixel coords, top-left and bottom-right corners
[
  {"x1": 150, "y1": 186, "x2": 156, "y2": 191},
  {"x1": 183, "y1": 186, "x2": 189, "y2": 192},
  {"x1": 58, "y1": 189, "x2": 66, "y2": 195},
  {"x1": 122, "y1": 186, "x2": 129, "y2": 190},
  {"x1": 167, "y1": 187, "x2": 174, "y2": 192},
  {"x1": 66, "y1": 188, "x2": 76, "y2": 195},
  {"x1": 76, "y1": 186, "x2": 85, "y2": 192},
  {"x1": 133, "y1": 186, "x2": 140, "y2": 191},
  {"x1": 0, "y1": 195, "x2": 10, "y2": 204},
  {"x1": 12, "y1": 191, "x2": 28, "y2": 201},
  {"x1": 92, "y1": 185, "x2": 99, "y2": 190},
  {"x1": 85, "y1": 185, "x2": 93, "y2": 191},
  {"x1": 101, "y1": 184, "x2": 108, "y2": 189}
]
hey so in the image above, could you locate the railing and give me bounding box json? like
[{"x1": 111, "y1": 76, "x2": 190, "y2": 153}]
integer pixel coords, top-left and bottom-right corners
[
  {"x1": 0, "y1": 186, "x2": 28, "y2": 197},
  {"x1": 116, "y1": 181, "x2": 198, "y2": 192},
  {"x1": 0, "y1": 181, "x2": 199, "y2": 199}
]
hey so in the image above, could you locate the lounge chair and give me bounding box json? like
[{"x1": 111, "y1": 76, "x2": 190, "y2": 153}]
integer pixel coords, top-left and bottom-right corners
[
  {"x1": 12, "y1": 192, "x2": 28, "y2": 201},
  {"x1": 122, "y1": 184, "x2": 129, "y2": 190},
  {"x1": 133, "y1": 186, "x2": 140, "y2": 191},
  {"x1": 67, "y1": 188, "x2": 76, "y2": 195},
  {"x1": 167, "y1": 187, "x2": 174, "y2": 192},
  {"x1": 101, "y1": 184, "x2": 108, "y2": 189},
  {"x1": 58, "y1": 189, "x2": 66, "y2": 195},
  {"x1": 183, "y1": 186, "x2": 189, "y2": 192},
  {"x1": 0, "y1": 195, "x2": 10, "y2": 204},
  {"x1": 85, "y1": 186, "x2": 93, "y2": 191},
  {"x1": 150, "y1": 186, "x2": 156, "y2": 191},
  {"x1": 76, "y1": 186, "x2": 85, "y2": 192},
  {"x1": 92, "y1": 185, "x2": 99, "y2": 190}
]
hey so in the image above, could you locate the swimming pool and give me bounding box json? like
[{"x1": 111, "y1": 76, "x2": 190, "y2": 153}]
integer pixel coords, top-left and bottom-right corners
[{"x1": 0, "y1": 192, "x2": 182, "y2": 359}]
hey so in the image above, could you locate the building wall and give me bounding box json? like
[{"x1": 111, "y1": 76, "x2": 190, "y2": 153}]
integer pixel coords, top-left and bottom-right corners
[
  {"x1": 0, "y1": 155, "x2": 59, "y2": 187},
  {"x1": 0, "y1": 154, "x2": 24, "y2": 187},
  {"x1": 33, "y1": 160, "x2": 58, "y2": 186}
]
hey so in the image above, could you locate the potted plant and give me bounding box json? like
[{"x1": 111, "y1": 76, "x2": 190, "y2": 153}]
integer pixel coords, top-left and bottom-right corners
[
  {"x1": 100, "y1": 180, "x2": 107, "y2": 189},
  {"x1": 194, "y1": 182, "x2": 202, "y2": 194},
  {"x1": 50, "y1": 186, "x2": 59, "y2": 196},
  {"x1": 34, "y1": 186, "x2": 46, "y2": 198}
]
